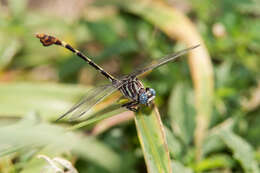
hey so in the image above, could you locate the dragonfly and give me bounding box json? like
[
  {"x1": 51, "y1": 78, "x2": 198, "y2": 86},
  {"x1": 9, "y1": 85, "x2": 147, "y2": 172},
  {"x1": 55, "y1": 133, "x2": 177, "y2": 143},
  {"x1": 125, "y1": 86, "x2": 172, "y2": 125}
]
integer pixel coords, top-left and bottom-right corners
[{"x1": 36, "y1": 33, "x2": 199, "y2": 121}]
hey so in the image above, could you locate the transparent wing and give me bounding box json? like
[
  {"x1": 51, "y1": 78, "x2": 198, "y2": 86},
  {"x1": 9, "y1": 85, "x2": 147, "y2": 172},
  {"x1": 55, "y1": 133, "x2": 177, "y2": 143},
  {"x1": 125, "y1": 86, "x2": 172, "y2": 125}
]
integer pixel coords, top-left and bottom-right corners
[
  {"x1": 56, "y1": 84, "x2": 119, "y2": 121},
  {"x1": 128, "y1": 44, "x2": 200, "y2": 78},
  {"x1": 56, "y1": 45, "x2": 199, "y2": 121}
]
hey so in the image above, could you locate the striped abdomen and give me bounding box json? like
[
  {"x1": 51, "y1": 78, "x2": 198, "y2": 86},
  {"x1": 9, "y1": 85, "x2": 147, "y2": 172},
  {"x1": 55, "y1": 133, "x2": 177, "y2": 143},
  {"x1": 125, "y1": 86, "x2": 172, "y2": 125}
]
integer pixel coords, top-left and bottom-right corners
[
  {"x1": 119, "y1": 78, "x2": 144, "y2": 101},
  {"x1": 36, "y1": 33, "x2": 116, "y2": 82}
]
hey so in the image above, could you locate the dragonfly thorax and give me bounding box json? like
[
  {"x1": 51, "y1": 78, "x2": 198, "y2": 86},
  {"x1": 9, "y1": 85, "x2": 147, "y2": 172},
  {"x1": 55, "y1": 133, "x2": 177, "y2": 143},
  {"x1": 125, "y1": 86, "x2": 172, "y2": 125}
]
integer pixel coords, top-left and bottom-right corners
[{"x1": 119, "y1": 78, "x2": 156, "y2": 105}]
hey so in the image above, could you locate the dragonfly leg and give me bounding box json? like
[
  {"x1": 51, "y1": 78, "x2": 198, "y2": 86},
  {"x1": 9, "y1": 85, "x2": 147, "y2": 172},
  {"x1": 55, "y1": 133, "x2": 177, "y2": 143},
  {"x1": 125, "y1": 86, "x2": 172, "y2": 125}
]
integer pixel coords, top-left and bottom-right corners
[{"x1": 122, "y1": 101, "x2": 139, "y2": 112}]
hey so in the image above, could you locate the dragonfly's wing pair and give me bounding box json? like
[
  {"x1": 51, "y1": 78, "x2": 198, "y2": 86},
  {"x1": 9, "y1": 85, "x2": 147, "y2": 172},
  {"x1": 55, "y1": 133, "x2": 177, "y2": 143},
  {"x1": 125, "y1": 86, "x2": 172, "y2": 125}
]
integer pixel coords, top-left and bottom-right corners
[
  {"x1": 57, "y1": 45, "x2": 199, "y2": 121},
  {"x1": 56, "y1": 84, "x2": 119, "y2": 121},
  {"x1": 128, "y1": 44, "x2": 200, "y2": 78}
]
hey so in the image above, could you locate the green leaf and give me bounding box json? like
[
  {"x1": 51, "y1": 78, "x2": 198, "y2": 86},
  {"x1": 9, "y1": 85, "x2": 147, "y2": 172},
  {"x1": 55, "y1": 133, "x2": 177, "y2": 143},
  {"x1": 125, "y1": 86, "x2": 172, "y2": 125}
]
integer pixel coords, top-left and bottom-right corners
[
  {"x1": 87, "y1": 20, "x2": 119, "y2": 45},
  {"x1": 171, "y1": 160, "x2": 193, "y2": 173},
  {"x1": 204, "y1": 119, "x2": 259, "y2": 173},
  {"x1": 70, "y1": 103, "x2": 123, "y2": 130},
  {"x1": 215, "y1": 61, "x2": 232, "y2": 88},
  {"x1": 98, "y1": 39, "x2": 138, "y2": 59},
  {"x1": 195, "y1": 154, "x2": 235, "y2": 172},
  {"x1": 219, "y1": 130, "x2": 260, "y2": 173},
  {"x1": 134, "y1": 107, "x2": 172, "y2": 173},
  {"x1": 203, "y1": 134, "x2": 225, "y2": 156},
  {"x1": 164, "y1": 126, "x2": 182, "y2": 159},
  {"x1": 8, "y1": 0, "x2": 27, "y2": 17},
  {"x1": 168, "y1": 84, "x2": 195, "y2": 145},
  {"x1": 0, "y1": 37, "x2": 21, "y2": 70},
  {"x1": 202, "y1": 118, "x2": 235, "y2": 155},
  {"x1": 0, "y1": 115, "x2": 122, "y2": 172},
  {"x1": 0, "y1": 82, "x2": 88, "y2": 120}
]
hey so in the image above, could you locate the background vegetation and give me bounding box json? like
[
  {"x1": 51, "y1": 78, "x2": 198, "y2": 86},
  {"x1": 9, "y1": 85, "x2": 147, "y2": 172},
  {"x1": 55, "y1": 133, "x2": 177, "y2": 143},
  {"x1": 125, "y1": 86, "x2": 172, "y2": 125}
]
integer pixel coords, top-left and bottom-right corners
[{"x1": 0, "y1": 0, "x2": 259, "y2": 172}]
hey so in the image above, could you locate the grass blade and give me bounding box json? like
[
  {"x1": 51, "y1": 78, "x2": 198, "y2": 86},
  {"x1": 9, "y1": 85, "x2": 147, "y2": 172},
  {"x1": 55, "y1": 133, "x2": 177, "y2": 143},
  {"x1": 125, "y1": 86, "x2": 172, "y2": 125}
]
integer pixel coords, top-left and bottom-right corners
[
  {"x1": 0, "y1": 116, "x2": 122, "y2": 172},
  {"x1": 168, "y1": 84, "x2": 195, "y2": 145},
  {"x1": 219, "y1": 130, "x2": 260, "y2": 173},
  {"x1": 134, "y1": 106, "x2": 172, "y2": 173},
  {"x1": 70, "y1": 103, "x2": 123, "y2": 130},
  {"x1": 171, "y1": 160, "x2": 193, "y2": 173},
  {"x1": 0, "y1": 82, "x2": 87, "y2": 120}
]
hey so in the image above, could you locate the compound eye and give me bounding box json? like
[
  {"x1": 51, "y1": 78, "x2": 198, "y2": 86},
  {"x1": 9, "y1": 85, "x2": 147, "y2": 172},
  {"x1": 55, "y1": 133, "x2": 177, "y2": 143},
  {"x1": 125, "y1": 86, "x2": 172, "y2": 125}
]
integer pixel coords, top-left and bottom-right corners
[
  {"x1": 139, "y1": 93, "x2": 148, "y2": 104},
  {"x1": 149, "y1": 88, "x2": 156, "y2": 96}
]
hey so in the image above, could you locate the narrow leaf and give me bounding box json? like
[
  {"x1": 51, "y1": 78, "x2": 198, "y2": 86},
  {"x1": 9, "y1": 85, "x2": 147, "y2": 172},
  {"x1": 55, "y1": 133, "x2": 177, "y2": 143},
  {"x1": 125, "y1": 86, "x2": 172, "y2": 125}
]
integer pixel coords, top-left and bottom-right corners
[
  {"x1": 0, "y1": 82, "x2": 87, "y2": 120},
  {"x1": 134, "y1": 106, "x2": 172, "y2": 173},
  {"x1": 219, "y1": 130, "x2": 259, "y2": 173},
  {"x1": 0, "y1": 116, "x2": 122, "y2": 172},
  {"x1": 0, "y1": 38, "x2": 21, "y2": 70},
  {"x1": 195, "y1": 154, "x2": 235, "y2": 172},
  {"x1": 171, "y1": 160, "x2": 193, "y2": 173},
  {"x1": 168, "y1": 84, "x2": 195, "y2": 145},
  {"x1": 164, "y1": 126, "x2": 182, "y2": 158},
  {"x1": 70, "y1": 103, "x2": 123, "y2": 130}
]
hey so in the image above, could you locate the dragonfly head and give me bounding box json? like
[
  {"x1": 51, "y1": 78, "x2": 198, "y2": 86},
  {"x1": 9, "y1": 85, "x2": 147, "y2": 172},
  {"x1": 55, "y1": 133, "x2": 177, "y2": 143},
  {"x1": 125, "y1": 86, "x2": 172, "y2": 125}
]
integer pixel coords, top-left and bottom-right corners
[{"x1": 139, "y1": 88, "x2": 156, "y2": 105}]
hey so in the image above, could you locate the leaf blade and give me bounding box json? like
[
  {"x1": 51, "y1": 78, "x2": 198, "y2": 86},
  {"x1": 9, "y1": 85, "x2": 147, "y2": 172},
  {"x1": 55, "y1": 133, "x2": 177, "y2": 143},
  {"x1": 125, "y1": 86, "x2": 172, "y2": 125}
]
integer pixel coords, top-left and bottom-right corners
[{"x1": 134, "y1": 107, "x2": 172, "y2": 173}]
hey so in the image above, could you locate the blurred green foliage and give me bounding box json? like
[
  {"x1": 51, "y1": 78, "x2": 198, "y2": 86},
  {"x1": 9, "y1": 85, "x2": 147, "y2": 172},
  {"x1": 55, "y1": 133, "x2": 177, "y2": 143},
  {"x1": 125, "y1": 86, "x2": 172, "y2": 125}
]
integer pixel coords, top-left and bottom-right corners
[{"x1": 0, "y1": 0, "x2": 259, "y2": 172}]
